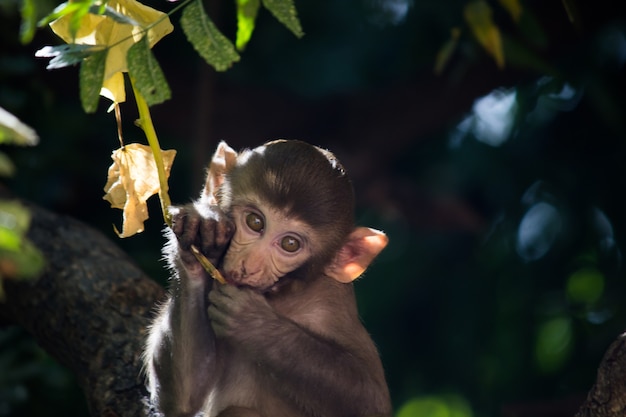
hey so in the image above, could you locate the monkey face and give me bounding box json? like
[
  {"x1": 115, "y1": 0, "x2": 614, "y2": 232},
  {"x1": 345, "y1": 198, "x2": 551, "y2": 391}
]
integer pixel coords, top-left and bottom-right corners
[{"x1": 222, "y1": 199, "x2": 317, "y2": 291}]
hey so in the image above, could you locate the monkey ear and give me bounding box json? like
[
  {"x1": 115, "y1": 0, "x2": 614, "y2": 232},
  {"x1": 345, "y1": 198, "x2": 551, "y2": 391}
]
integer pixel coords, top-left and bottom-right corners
[
  {"x1": 202, "y1": 141, "x2": 238, "y2": 205},
  {"x1": 325, "y1": 227, "x2": 388, "y2": 283}
]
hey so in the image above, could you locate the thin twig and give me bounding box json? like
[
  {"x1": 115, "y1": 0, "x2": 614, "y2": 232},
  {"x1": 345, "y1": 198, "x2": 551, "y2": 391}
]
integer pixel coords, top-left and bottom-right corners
[{"x1": 190, "y1": 245, "x2": 227, "y2": 284}]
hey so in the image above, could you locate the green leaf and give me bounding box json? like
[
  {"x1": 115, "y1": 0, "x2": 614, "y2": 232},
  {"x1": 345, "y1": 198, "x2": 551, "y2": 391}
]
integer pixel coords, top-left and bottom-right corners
[
  {"x1": 433, "y1": 27, "x2": 461, "y2": 75},
  {"x1": 127, "y1": 37, "x2": 172, "y2": 106},
  {"x1": 236, "y1": 0, "x2": 261, "y2": 51},
  {"x1": 38, "y1": 1, "x2": 80, "y2": 27},
  {"x1": 19, "y1": 0, "x2": 36, "y2": 44},
  {"x1": 11, "y1": 239, "x2": 46, "y2": 279},
  {"x1": 0, "y1": 201, "x2": 32, "y2": 247},
  {"x1": 181, "y1": 0, "x2": 240, "y2": 72},
  {"x1": 35, "y1": 44, "x2": 103, "y2": 70},
  {"x1": 561, "y1": 0, "x2": 580, "y2": 25},
  {"x1": 0, "y1": 106, "x2": 39, "y2": 147},
  {"x1": 91, "y1": 4, "x2": 141, "y2": 26},
  {"x1": 534, "y1": 316, "x2": 573, "y2": 373},
  {"x1": 497, "y1": 0, "x2": 522, "y2": 22},
  {"x1": 0, "y1": 201, "x2": 45, "y2": 285},
  {"x1": 79, "y1": 48, "x2": 107, "y2": 113},
  {"x1": 0, "y1": 153, "x2": 16, "y2": 177},
  {"x1": 262, "y1": 0, "x2": 303, "y2": 38},
  {"x1": 38, "y1": 0, "x2": 95, "y2": 38},
  {"x1": 464, "y1": 0, "x2": 505, "y2": 68}
]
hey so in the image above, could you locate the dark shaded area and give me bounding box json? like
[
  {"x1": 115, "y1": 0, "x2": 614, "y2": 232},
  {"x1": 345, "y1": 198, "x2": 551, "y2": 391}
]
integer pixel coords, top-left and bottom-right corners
[
  {"x1": 1, "y1": 0, "x2": 626, "y2": 416},
  {"x1": 0, "y1": 199, "x2": 164, "y2": 417}
]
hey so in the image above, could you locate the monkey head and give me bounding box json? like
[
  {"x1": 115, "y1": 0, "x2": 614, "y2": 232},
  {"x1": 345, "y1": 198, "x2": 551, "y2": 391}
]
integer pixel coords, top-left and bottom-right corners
[{"x1": 200, "y1": 140, "x2": 388, "y2": 292}]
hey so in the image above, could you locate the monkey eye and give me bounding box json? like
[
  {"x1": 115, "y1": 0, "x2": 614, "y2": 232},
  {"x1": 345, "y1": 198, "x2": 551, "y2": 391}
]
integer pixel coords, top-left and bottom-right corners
[
  {"x1": 245, "y1": 212, "x2": 265, "y2": 232},
  {"x1": 280, "y1": 235, "x2": 301, "y2": 253}
]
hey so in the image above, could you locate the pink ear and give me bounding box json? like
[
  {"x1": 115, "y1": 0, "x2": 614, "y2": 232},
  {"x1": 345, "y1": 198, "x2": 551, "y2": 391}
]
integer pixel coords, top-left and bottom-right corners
[
  {"x1": 325, "y1": 227, "x2": 388, "y2": 283},
  {"x1": 202, "y1": 141, "x2": 238, "y2": 205}
]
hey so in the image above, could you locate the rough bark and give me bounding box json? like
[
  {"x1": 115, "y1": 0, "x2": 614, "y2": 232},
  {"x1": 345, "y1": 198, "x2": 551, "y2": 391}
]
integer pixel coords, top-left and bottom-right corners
[
  {"x1": 576, "y1": 332, "x2": 626, "y2": 417},
  {"x1": 0, "y1": 199, "x2": 166, "y2": 417}
]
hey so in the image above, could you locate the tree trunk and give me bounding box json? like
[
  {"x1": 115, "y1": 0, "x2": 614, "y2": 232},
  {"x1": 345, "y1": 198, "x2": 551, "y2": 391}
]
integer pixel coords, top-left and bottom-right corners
[
  {"x1": 0, "y1": 199, "x2": 166, "y2": 417},
  {"x1": 575, "y1": 332, "x2": 626, "y2": 417}
]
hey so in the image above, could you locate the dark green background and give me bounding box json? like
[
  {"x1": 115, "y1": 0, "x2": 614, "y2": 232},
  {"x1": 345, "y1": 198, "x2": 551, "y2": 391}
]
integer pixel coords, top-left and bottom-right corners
[{"x1": 1, "y1": 1, "x2": 626, "y2": 416}]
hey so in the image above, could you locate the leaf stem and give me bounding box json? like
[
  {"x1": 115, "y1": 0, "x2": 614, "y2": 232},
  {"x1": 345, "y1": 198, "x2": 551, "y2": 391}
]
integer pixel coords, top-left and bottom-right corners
[
  {"x1": 130, "y1": 76, "x2": 172, "y2": 227},
  {"x1": 191, "y1": 245, "x2": 227, "y2": 284}
]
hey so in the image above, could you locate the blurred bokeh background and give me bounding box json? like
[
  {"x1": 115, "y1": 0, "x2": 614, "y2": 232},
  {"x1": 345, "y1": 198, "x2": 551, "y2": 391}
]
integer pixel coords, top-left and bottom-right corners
[{"x1": 1, "y1": 0, "x2": 626, "y2": 416}]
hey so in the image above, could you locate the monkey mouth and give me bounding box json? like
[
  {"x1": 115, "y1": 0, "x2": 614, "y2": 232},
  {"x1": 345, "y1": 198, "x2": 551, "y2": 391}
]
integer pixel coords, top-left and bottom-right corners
[{"x1": 222, "y1": 272, "x2": 277, "y2": 293}]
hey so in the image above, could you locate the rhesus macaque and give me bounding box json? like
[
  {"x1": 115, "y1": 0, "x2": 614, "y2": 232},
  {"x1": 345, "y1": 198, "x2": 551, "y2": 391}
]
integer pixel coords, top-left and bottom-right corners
[{"x1": 145, "y1": 140, "x2": 391, "y2": 417}]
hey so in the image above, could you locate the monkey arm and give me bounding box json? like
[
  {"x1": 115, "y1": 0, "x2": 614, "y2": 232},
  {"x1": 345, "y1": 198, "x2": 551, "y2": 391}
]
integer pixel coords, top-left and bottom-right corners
[
  {"x1": 208, "y1": 284, "x2": 391, "y2": 417},
  {"x1": 257, "y1": 317, "x2": 390, "y2": 417},
  {"x1": 146, "y1": 271, "x2": 218, "y2": 417},
  {"x1": 146, "y1": 204, "x2": 234, "y2": 417}
]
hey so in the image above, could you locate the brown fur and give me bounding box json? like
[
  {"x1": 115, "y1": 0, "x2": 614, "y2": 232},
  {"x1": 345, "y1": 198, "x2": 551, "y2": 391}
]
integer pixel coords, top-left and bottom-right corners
[{"x1": 144, "y1": 141, "x2": 391, "y2": 417}]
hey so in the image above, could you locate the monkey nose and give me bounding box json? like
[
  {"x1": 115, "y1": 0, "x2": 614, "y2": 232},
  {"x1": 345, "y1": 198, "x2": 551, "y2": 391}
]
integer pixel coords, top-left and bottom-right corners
[{"x1": 224, "y1": 264, "x2": 247, "y2": 281}]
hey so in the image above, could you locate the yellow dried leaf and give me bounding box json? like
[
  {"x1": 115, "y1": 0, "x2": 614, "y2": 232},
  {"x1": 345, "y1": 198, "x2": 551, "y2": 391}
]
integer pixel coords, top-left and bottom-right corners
[
  {"x1": 103, "y1": 143, "x2": 176, "y2": 237},
  {"x1": 498, "y1": 0, "x2": 522, "y2": 22},
  {"x1": 50, "y1": 0, "x2": 173, "y2": 104},
  {"x1": 464, "y1": 0, "x2": 505, "y2": 68},
  {"x1": 434, "y1": 27, "x2": 461, "y2": 75}
]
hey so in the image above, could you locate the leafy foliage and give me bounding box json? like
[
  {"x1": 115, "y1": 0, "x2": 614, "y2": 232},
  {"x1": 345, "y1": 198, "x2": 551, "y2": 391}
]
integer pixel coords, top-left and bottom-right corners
[
  {"x1": 464, "y1": 0, "x2": 504, "y2": 68},
  {"x1": 127, "y1": 37, "x2": 171, "y2": 106},
  {"x1": 0, "y1": 109, "x2": 44, "y2": 299},
  {"x1": 235, "y1": 0, "x2": 260, "y2": 51},
  {"x1": 79, "y1": 49, "x2": 107, "y2": 113},
  {"x1": 27, "y1": 0, "x2": 305, "y2": 232},
  {"x1": 35, "y1": 44, "x2": 104, "y2": 70},
  {"x1": 0, "y1": 107, "x2": 39, "y2": 147},
  {"x1": 261, "y1": 0, "x2": 303, "y2": 39},
  {"x1": 0, "y1": 200, "x2": 45, "y2": 300},
  {"x1": 180, "y1": 0, "x2": 240, "y2": 72},
  {"x1": 33, "y1": 0, "x2": 304, "y2": 109}
]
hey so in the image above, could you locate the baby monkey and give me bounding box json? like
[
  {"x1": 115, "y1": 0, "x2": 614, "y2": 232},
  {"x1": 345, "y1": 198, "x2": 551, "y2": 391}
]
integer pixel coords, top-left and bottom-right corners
[{"x1": 145, "y1": 140, "x2": 391, "y2": 417}]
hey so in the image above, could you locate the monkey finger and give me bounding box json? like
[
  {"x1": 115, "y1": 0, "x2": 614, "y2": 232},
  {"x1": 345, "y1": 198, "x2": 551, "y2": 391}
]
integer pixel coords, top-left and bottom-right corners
[
  {"x1": 208, "y1": 284, "x2": 233, "y2": 307},
  {"x1": 207, "y1": 305, "x2": 230, "y2": 338},
  {"x1": 177, "y1": 213, "x2": 203, "y2": 251},
  {"x1": 201, "y1": 217, "x2": 234, "y2": 260}
]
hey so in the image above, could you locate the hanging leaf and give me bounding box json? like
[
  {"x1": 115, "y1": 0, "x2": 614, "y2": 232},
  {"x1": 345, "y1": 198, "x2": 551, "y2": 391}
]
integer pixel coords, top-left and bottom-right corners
[
  {"x1": 0, "y1": 200, "x2": 45, "y2": 300},
  {"x1": 79, "y1": 49, "x2": 108, "y2": 113},
  {"x1": 561, "y1": 0, "x2": 580, "y2": 26},
  {"x1": 181, "y1": 0, "x2": 240, "y2": 71},
  {"x1": 38, "y1": 0, "x2": 94, "y2": 38},
  {"x1": 434, "y1": 27, "x2": 461, "y2": 75},
  {"x1": 46, "y1": 0, "x2": 173, "y2": 105},
  {"x1": 91, "y1": 4, "x2": 141, "y2": 26},
  {"x1": 0, "y1": 153, "x2": 15, "y2": 177},
  {"x1": 103, "y1": 144, "x2": 176, "y2": 238},
  {"x1": 35, "y1": 44, "x2": 103, "y2": 70},
  {"x1": 262, "y1": 0, "x2": 303, "y2": 38},
  {"x1": 497, "y1": 0, "x2": 522, "y2": 22},
  {"x1": 0, "y1": 106, "x2": 39, "y2": 146},
  {"x1": 464, "y1": 0, "x2": 505, "y2": 68},
  {"x1": 19, "y1": 0, "x2": 36, "y2": 44},
  {"x1": 128, "y1": 37, "x2": 171, "y2": 106},
  {"x1": 236, "y1": 0, "x2": 261, "y2": 51}
]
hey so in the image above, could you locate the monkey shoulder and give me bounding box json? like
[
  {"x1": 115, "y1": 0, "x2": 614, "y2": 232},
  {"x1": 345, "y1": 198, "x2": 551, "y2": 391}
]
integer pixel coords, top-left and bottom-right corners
[{"x1": 268, "y1": 276, "x2": 368, "y2": 344}]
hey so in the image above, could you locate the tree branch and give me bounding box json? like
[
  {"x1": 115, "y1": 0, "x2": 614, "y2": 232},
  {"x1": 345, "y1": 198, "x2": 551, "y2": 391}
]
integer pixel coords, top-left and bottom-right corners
[
  {"x1": 576, "y1": 332, "x2": 626, "y2": 417},
  {"x1": 0, "y1": 199, "x2": 166, "y2": 417}
]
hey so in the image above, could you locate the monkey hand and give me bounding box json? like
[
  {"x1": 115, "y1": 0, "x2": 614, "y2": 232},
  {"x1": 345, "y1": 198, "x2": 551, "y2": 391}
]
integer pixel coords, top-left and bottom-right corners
[
  {"x1": 169, "y1": 203, "x2": 235, "y2": 270},
  {"x1": 208, "y1": 284, "x2": 276, "y2": 341}
]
